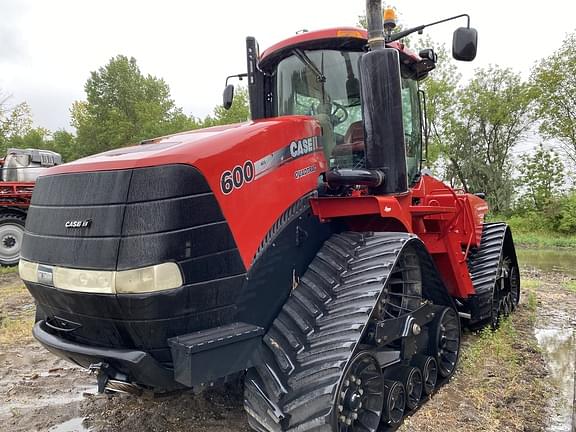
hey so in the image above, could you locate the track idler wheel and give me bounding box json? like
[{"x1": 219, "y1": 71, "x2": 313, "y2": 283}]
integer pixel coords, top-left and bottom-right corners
[
  {"x1": 335, "y1": 352, "x2": 384, "y2": 431},
  {"x1": 383, "y1": 366, "x2": 423, "y2": 411},
  {"x1": 381, "y1": 380, "x2": 406, "y2": 426},
  {"x1": 430, "y1": 307, "x2": 460, "y2": 378},
  {"x1": 411, "y1": 355, "x2": 437, "y2": 396},
  {"x1": 509, "y1": 264, "x2": 520, "y2": 308}
]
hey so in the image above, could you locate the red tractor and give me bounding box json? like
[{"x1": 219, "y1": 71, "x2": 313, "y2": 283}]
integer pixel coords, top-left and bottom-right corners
[
  {"x1": 0, "y1": 148, "x2": 61, "y2": 266},
  {"x1": 20, "y1": 2, "x2": 519, "y2": 430}
]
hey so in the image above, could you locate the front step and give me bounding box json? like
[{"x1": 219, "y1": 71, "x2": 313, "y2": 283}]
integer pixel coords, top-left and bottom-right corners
[{"x1": 168, "y1": 322, "x2": 264, "y2": 387}]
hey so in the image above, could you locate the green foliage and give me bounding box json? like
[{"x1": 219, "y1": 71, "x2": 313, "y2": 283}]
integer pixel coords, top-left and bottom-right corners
[
  {"x1": 4, "y1": 127, "x2": 78, "y2": 163},
  {"x1": 516, "y1": 143, "x2": 564, "y2": 211},
  {"x1": 531, "y1": 31, "x2": 576, "y2": 166},
  {"x1": 558, "y1": 191, "x2": 576, "y2": 233},
  {"x1": 564, "y1": 280, "x2": 576, "y2": 294},
  {"x1": 6, "y1": 127, "x2": 50, "y2": 149},
  {"x1": 443, "y1": 66, "x2": 534, "y2": 212},
  {"x1": 50, "y1": 130, "x2": 77, "y2": 162},
  {"x1": 72, "y1": 55, "x2": 198, "y2": 158},
  {"x1": 202, "y1": 87, "x2": 250, "y2": 127},
  {"x1": 416, "y1": 38, "x2": 460, "y2": 170},
  {"x1": 492, "y1": 190, "x2": 576, "y2": 247},
  {"x1": 0, "y1": 92, "x2": 33, "y2": 154}
]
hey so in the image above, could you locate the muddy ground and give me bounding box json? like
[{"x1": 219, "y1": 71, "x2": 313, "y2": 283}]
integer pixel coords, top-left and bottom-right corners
[{"x1": 0, "y1": 268, "x2": 574, "y2": 432}]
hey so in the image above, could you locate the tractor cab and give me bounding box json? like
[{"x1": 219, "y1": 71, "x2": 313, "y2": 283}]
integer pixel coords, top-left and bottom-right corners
[
  {"x1": 240, "y1": 28, "x2": 432, "y2": 187},
  {"x1": 226, "y1": 9, "x2": 477, "y2": 195}
]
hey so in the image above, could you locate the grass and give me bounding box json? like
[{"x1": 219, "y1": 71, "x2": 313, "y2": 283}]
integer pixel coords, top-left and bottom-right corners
[
  {"x1": 487, "y1": 214, "x2": 576, "y2": 248},
  {"x1": 461, "y1": 318, "x2": 520, "y2": 373},
  {"x1": 512, "y1": 231, "x2": 576, "y2": 248},
  {"x1": 563, "y1": 279, "x2": 576, "y2": 294},
  {"x1": 2, "y1": 280, "x2": 27, "y2": 296},
  {"x1": 459, "y1": 308, "x2": 547, "y2": 428},
  {"x1": 0, "y1": 265, "x2": 19, "y2": 275},
  {"x1": 0, "y1": 315, "x2": 34, "y2": 345},
  {"x1": 521, "y1": 278, "x2": 540, "y2": 290},
  {"x1": 0, "y1": 278, "x2": 34, "y2": 345}
]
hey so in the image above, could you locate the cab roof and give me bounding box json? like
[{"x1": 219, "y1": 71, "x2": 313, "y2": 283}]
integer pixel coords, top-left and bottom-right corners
[{"x1": 259, "y1": 27, "x2": 422, "y2": 71}]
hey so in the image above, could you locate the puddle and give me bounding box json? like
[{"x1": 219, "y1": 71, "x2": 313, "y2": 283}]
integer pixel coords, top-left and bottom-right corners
[
  {"x1": 535, "y1": 327, "x2": 575, "y2": 431},
  {"x1": 517, "y1": 248, "x2": 576, "y2": 277},
  {"x1": 0, "y1": 387, "x2": 92, "y2": 415},
  {"x1": 518, "y1": 246, "x2": 576, "y2": 431},
  {"x1": 48, "y1": 417, "x2": 90, "y2": 432}
]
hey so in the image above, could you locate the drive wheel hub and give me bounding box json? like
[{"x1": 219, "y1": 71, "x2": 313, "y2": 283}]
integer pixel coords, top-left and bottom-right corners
[
  {"x1": 2, "y1": 236, "x2": 16, "y2": 249},
  {"x1": 336, "y1": 352, "x2": 383, "y2": 431}
]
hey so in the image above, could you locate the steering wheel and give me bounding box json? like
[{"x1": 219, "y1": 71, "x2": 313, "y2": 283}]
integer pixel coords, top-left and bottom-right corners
[{"x1": 330, "y1": 102, "x2": 349, "y2": 126}]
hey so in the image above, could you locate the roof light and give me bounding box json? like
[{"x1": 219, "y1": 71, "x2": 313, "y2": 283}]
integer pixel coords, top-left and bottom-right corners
[
  {"x1": 383, "y1": 7, "x2": 398, "y2": 30},
  {"x1": 337, "y1": 30, "x2": 365, "y2": 39}
]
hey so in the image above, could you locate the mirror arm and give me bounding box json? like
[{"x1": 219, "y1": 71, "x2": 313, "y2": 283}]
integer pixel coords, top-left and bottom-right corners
[
  {"x1": 388, "y1": 14, "x2": 470, "y2": 42},
  {"x1": 225, "y1": 73, "x2": 248, "y2": 86}
]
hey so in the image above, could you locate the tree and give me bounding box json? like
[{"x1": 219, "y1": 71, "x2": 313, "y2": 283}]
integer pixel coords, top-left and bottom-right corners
[
  {"x1": 202, "y1": 87, "x2": 250, "y2": 127},
  {"x1": 72, "y1": 55, "x2": 198, "y2": 157},
  {"x1": 0, "y1": 92, "x2": 33, "y2": 154},
  {"x1": 516, "y1": 143, "x2": 565, "y2": 211},
  {"x1": 6, "y1": 127, "x2": 50, "y2": 149},
  {"x1": 416, "y1": 39, "x2": 461, "y2": 171},
  {"x1": 532, "y1": 31, "x2": 576, "y2": 167},
  {"x1": 50, "y1": 130, "x2": 77, "y2": 162},
  {"x1": 443, "y1": 66, "x2": 534, "y2": 213}
]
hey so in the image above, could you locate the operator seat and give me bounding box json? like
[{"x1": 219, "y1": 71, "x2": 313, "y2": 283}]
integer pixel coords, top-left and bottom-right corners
[
  {"x1": 343, "y1": 121, "x2": 364, "y2": 145},
  {"x1": 332, "y1": 121, "x2": 365, "y2": 156},
  {"x1": 329, "y1": 121, "x2": 366, "y2": 168}
]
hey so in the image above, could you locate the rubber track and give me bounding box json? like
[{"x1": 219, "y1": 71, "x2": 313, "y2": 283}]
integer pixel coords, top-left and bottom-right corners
[
  {"x1": 244, "y1": 232, "x2": 413, "y2": 432},
  {"x1": 466, "y1": 223, "x2": 507, "y2": 323}
]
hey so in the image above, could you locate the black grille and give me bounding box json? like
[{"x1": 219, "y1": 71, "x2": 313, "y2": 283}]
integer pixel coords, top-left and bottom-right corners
[
  {"x1": 22, "y1": 164, "x2": 246, "y2": 281},
  {"x1": 24, "y1": 164, "x2": 247, "y2": 356}
]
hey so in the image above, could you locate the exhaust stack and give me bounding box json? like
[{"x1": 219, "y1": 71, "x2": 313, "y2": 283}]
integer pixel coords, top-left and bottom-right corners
[{"x1": 361, "y1": 0, "x2": 408, "y2": 194}]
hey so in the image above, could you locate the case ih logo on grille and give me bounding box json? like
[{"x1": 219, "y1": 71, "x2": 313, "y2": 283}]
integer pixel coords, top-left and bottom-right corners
[{"x1": 65, "y1": 219, "x2": 92, "y2": 228}]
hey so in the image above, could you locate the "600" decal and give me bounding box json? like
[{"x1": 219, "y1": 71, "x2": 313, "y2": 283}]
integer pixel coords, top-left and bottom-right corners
[{"x1": 220, "y1": 160, "x2": 255, "y2": 195}]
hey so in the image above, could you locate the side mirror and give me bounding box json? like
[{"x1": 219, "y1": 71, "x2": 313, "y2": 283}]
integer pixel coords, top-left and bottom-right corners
[
  {"x1": 223, "y1": 84, "x2": 235, "y2": 110},
  {"x1": 418, "y1": 49, "x2": 437, "y2": 63},
  {"x1": 452, "y1": 27, "x2": 478, "y2": 61}
]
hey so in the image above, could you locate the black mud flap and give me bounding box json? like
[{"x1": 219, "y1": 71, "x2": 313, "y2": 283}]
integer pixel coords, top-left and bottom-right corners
[{"x1": 168, "y1": 322, "x2": 264, "y2": 387}]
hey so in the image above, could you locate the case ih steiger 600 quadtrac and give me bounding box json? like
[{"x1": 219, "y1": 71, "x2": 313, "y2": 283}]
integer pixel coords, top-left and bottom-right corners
[{"x1": 20, "y1": 2, "x2": 519, "y2": 430}]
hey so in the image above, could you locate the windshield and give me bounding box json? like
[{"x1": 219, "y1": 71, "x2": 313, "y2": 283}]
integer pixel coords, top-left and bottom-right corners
[
  {"x1": 276, "y1": 49, "x2": 364, "y2": 166},
  {"x1": 275, "y1": 49, "x2": 422, "y2": 183}
]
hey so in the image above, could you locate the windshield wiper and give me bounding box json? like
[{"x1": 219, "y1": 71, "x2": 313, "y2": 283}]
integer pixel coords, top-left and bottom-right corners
[{"x1": 293, "y1": 49, "x2": 326, "y2": 83}]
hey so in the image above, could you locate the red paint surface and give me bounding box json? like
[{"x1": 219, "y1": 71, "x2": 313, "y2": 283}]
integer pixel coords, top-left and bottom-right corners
[{"x1": 311, "y1": 175, "x2": 489, "y2": 299}]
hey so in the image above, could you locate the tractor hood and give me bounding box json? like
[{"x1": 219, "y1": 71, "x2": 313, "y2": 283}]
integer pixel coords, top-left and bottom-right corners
[{"x1": 46, "y1": 117, "x2": 319, "y2": 176}]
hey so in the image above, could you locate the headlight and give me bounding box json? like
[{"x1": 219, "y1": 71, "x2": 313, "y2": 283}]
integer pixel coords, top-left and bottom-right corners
[
  {"x1": 19, "y1": 260, "x2": 183, "y2": 294},
  {"x1": 53, "y1": 267, "x2": 115, "y2": 293},
  {"x1": 19, "y1": 260, "x2": 39, "y2": 283},
  {"x1": 116, "y1": 263, "x2": 183, "y2": 293}
]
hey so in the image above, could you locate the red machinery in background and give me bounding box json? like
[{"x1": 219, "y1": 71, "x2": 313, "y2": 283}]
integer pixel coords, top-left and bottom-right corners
[{"x1": 0, "y1": 148, "x2": 61, "y2": 266}]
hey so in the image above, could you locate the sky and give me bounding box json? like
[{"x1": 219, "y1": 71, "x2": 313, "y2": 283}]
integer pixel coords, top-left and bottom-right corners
[{"x1": 0, "y1": 0, "x2": 574, "y2": 136}]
